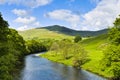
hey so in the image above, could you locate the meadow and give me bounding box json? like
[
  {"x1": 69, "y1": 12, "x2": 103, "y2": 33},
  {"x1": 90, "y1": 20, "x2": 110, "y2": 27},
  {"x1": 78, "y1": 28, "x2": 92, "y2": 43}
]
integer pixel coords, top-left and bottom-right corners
[
  {"x1": 41, "y1": 34, "x2": 113, "y2": 78},
  {"x1": 19, "y1": 28, "x2": 74, "y2": 40}
]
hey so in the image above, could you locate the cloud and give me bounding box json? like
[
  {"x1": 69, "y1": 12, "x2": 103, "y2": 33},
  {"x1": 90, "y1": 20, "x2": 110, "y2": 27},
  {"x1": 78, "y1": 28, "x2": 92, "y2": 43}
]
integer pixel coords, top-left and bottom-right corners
[
  {"x1": 17, "y1": 21, "x2": 41, "y2": 31},
  {"x1": 17, "y1": 25, "x2": 28, "y2": 31},
  {"x1": 15, "y1": 19, "x2": 41, "y2": 31},
  {"x1": 14, "y1": 16, "x2": 36, "y2": 24},
  {"x1": 12, "y1": 9, "x2": 41, "y2": 31},
  {"x1": 0, "y1": 0, "x2": 5, "y2": 4},
  {"x1": 0, "y1": 0, "x2": 52, "y2": 8},
  {"x1": 90, "y1": 0, "x2": 101, "y2": 4},
  {"x1": 45, "y1": 9, "x2": 80, "y2": 28},
  {"x1": 24, "y1": 0, "x2": 52, "y2": 8},
  {"x1": 14, "y1": 16, "x2": 41, "y2": 31},
  {"x1": 81, "y1": 0, "x2": 120, "y2": 30},
  {"x1": 12, "y1": 9, "x2": 28, "y2": 16},
  {"x1": 46, "y1": 0, "x2": 120, "y2": 31}
]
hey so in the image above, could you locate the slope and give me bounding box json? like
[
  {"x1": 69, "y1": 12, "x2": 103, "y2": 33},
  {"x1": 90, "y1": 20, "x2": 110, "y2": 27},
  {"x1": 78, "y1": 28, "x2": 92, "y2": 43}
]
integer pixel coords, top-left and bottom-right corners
[
  {"x1": 19, "y1": 28, "x2": 74, "y2": 40},
  {"x1": 41, "y1": 34, "x2": 111, "y2": 78},
  {"x1": 81, "y1": 34, "x2": 111, "y2": 77},
  {"x1": 39, "y1": 25, "x2": 108, "y2": 37}
]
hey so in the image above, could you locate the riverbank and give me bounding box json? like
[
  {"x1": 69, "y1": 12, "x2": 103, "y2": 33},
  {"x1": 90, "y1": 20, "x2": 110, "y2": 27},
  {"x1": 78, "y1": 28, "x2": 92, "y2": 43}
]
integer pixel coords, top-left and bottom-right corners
[
  {"x1": 40, "y1": 52, "x2": 112, "y2": 78},
  {"x1": 40, "y1": 35, "x2": 113, "y2": 79}
]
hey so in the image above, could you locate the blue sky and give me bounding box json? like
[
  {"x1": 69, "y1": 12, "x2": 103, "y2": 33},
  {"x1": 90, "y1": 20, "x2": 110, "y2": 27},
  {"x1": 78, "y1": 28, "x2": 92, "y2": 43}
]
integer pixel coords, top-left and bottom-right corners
[{"x1": 0, "y1": 0, "x2": 120, "y2": 31}]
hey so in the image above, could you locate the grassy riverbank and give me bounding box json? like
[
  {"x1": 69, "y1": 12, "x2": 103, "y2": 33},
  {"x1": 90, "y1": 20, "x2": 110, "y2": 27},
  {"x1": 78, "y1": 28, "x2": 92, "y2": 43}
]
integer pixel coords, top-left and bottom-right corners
[{"x1": 40, "y1": 34, "x2": 113, "y2": 78}]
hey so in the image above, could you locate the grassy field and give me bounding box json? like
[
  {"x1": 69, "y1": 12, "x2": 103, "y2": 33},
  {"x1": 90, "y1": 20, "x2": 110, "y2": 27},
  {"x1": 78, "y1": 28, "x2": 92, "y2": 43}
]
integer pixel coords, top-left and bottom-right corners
[
  {"x1": 41, "y1": 34, "x2": 113, "y2": 78},
  {"x1": 19, "y1": 28, "x2": 74, "y2": 40},
  {"x1": 80, "y1": 34, "x2": 112, "y2": 77}
]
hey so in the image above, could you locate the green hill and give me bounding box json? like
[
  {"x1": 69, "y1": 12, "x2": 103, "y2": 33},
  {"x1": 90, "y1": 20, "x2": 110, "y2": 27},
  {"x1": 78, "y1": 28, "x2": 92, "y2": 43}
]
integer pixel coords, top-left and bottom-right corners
[
  {"x1": 80, "y1": 34, "x2": 111, "y2": 77},
  {"x1": 19, "y1": 28, "x2": 74, "y2": 40},
  {"x1": 19, "y1": 25, "x2": 108, "y2": 40},
  {"x1": 38, "y1": 25, "x2": 108, "y2": 37}
]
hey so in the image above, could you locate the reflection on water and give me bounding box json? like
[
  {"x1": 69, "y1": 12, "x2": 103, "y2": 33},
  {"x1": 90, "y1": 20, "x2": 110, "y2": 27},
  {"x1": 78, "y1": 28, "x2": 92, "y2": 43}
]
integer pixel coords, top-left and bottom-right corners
[{"x1": 20, "y1": 53, "x2": 106, "y2": 80}]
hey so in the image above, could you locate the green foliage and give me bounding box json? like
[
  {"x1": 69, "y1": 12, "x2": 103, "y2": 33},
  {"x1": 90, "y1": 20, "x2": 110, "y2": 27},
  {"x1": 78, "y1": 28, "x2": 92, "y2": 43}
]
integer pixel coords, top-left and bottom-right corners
[
  {"x1": 113, "y1": 15, "x2": 120, "y2": 28},
  {"x1": 108, "y1": 27, "x2": 120, "y2": 45},
  {"x1": 102, "y1": 15, "x2": 120, "y2": 79},
  {"x1": 74, "y1": 35, "x2": 82, "y2": 43},
  {"x1": 72, "y1": 44, "x2": 88, "y2": 69},
  {"x1": 41, "y1": 40, "x2": 88, "y2": 69},
  {"x1": 108, "y1": 15, "x2": 120, "y2": 45},
  {"x1": 0, "y1": 12, "x2": 9, "y2": 28},
  {"x1": 0, "y1": 13, "x2": 27, "y2": 80},
  {"x1": 26, "y1": 39, "x2": 56, "y2": 54},
  {"x1": 26, "y1": 40, "x2": 47, "y2": 53},
  {"x1": 101, "y1": 45, "x2": 120, "y2": 79}
]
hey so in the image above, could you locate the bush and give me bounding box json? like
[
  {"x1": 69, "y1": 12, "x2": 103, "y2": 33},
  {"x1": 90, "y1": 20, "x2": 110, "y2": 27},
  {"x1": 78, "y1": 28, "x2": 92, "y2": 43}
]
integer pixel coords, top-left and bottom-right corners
[
  {"x1": 101, "y1": 45, "x2": 120, "y2": 79},
  {"x1": 48, "y1": 40, "x2": 88, "y2": 69},
  {"x1": 72, "y1": 44, "x2": 88, "y2": 69},
  {"x1": 74, "y1": 35, "x2": 82, "y2": 43}
]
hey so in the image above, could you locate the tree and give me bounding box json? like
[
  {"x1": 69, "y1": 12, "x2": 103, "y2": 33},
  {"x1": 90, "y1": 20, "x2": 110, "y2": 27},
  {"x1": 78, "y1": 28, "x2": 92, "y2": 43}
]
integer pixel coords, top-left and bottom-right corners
[
  {"x1": 102, "y1": 15, "x2": 120, "y2": 79},
  {"x1": 0, "y1": 12, "x2": 9, "y2": 56},
  {"x1": 108, "y1": 15, "x2": 120, "y2": 45},
  {"x1": 0, "y1": 12, "x2": 9, "y2": 28},
  {"x1": 72, "y1": 44, "x2": 88, "y2": 69},
  {"x1": 0, "y1": 12, "x2": 27, "y2": 80},
  {"x1": 74, "y1": 35, "x2": 82, "y2": 43},
  {"x1": 113, "y1": 15, "x2": 120, "y2": 28}
]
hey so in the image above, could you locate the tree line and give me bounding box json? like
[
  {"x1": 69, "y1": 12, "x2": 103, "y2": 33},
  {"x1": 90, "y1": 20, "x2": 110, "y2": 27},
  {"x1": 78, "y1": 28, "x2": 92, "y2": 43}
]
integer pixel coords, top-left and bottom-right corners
[
  {"x1": 0, "y1": 13, "x2": 27, "y2": 80},
  {"x1": 101, "y1": 15, "x2": 120, "y2": 80}
]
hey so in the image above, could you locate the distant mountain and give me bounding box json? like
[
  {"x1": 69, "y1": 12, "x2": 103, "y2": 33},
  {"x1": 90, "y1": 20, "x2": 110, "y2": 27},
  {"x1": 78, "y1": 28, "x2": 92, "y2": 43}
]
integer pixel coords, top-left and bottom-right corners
[
  {"x1": 19, "y1": 28, "x2": 73, "y2": 40},
  {"x1": 37, "y1": 25, "x2": 108, "y2": 37}
]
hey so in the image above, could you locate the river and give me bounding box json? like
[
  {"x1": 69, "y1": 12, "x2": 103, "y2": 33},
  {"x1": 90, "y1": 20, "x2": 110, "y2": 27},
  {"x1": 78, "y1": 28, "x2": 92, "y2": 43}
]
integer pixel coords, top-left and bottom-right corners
[{"x1": 19, "y1": 53, "x2": 106, "y2": 80}]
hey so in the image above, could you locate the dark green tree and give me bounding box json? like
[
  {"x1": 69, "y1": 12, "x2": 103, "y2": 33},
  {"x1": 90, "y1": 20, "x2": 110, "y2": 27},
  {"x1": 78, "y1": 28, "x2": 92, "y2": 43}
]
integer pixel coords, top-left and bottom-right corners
[
  {"x1": 0, "y1": 12, "x2": 27, "y2": 80},
  {"x1": 74, "y1": 35, "x2": 82, "y2": 43},
  {"x1": 0, "y1": 12, "x2": 9, "y2": 28},
  {"x1": 109, "y1": 15, "x2": 120, "y2": 45},
  {"x1": 0, "y1": 12, "x2": 9, "y2": 56},
  {"x1": 102, "y1": 15, "x2": 120, "y2": 79}
]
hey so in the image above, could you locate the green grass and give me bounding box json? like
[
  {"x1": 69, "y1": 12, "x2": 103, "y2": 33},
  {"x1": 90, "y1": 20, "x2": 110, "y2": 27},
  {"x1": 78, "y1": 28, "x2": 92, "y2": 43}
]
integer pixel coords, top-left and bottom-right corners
[
  {"x1": 41, "y1": 34, "x2": 113, "y2": 78},
  {"x1": 19, "y1": 28, "x2": 74, "y2": 40},
  {"x1": 80, "y1": 34, "x2": 113, "y2": 77}
]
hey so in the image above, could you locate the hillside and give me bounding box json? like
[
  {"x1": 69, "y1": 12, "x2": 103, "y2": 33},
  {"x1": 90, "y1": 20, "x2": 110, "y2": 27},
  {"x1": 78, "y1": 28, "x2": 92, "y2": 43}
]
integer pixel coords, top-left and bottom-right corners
[
  {"x1": 19, "y1": 28, "x2": 74, "y2": 40},
  {"x1": 80, "y1": 34, "x2": 111, "y2": 77},
  {"x1": 19, "y1": 25, "x2": 108, "y2": 40},
  {"x1": 38, "y1": 25, "x2": 108, "y2": 37},
  {"x1": 41, "y1": 34, "x2": 111, "y2": 77}
]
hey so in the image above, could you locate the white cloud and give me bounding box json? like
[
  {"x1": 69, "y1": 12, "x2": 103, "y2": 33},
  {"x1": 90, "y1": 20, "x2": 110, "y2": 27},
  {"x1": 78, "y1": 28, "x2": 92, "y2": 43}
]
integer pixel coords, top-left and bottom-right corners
[
  {"x1": 12, "y1": 9, "x2": 28, "y2": 16},
  {"x1": 0, "y1": 0, "x2": 52, "y2": 8},
  {"x1": 12, "y1": 9, "x2": 41, "y2": 31},
  {"x1": 24, "y1": 0, "x2": 52, "y2": 8},
  {"x1": 33, "y1": 21, "x2": 40, "y2": 27},
  {"x1": 90, "y1": 0, "x2": 101, "y2": 4},
  {"x1": 45, "y1": 0, "x2": 120, "y2": 31},
  {"x1": 17, "y1": 25, "x2": 28, "y2": 31},
  {"x1": 0, "y1": 0, "x2": 5, "y2": 4},
  {"x1": 16, "y1": 21, "x2": 41, "y2": 31},
  {"x1": 45, "y1": 9, "x2": 80, "y2": 28},
  {"x1": 14, "y1": 16, "x2": 41, "y2": 31},
  {"x1": 81, "y1": 0, "x2": 120, "y2": 30},
  {"x1": 14, "y1": 16, "x2": 36, "y2": 24}
]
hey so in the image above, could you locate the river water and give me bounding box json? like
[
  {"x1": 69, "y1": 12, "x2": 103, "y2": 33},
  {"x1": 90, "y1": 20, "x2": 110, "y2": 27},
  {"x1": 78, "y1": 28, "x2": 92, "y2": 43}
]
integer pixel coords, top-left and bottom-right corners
[{"x1": 19, "y1": 53, "x2": 106, "y2": 80}]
